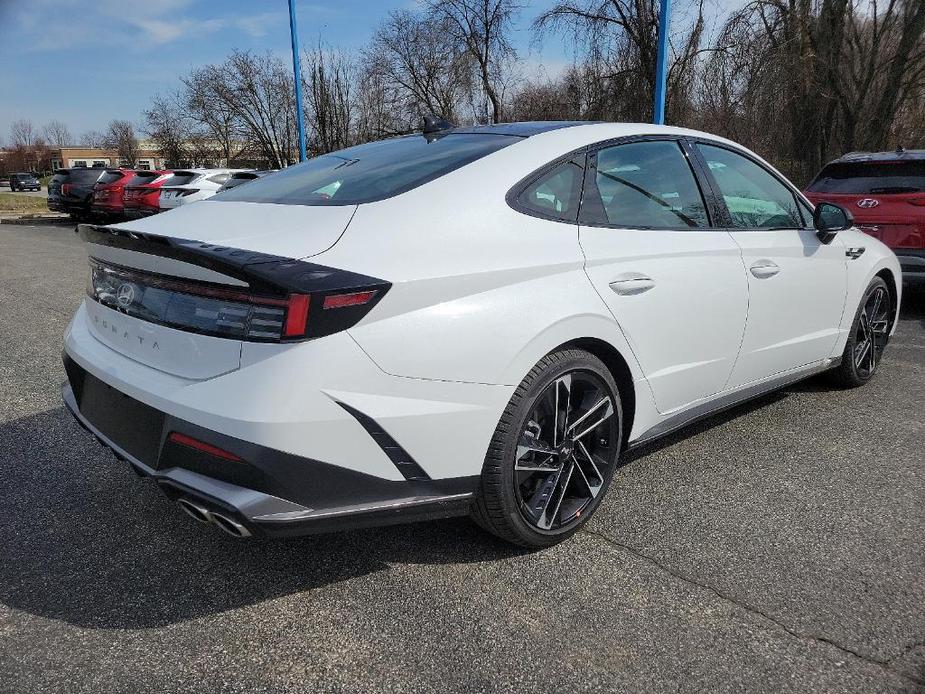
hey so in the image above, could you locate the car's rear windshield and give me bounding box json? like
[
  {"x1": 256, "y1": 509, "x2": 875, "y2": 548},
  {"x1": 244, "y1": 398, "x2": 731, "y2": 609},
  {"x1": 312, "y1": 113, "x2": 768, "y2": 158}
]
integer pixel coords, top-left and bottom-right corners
[
  {"x1": 56, "y1": 168, "x2": 105, "y2": 183},
  {"x1": 214, "y1": 133, "x2": 518, "y2": 206},
  {"x1": 126, "y1": 172, "x2": 161, "y2": 187},
  {"x1": 97, "y1": 171, "x2": 127, "y2": 185},
  {"x1": 807, "y1": 161, "x2": 925, "y2": 194},
  {"x1": 163, "y1": 171, "x2": 199, "y2": 186}
]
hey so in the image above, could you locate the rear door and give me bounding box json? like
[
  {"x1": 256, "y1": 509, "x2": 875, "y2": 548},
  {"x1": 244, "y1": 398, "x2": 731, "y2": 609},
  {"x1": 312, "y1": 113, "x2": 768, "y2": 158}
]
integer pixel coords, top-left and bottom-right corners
[
  {"x1": 693, "y1": 142, "x2": 847, "y2": 388},
  {"x1": 578, "y1": 137, "x2": 748, "y2": 414}
]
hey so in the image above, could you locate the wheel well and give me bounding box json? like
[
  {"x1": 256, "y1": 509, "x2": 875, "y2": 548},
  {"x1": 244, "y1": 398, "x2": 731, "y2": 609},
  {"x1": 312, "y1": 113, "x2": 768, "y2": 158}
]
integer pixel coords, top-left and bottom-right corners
[
  {"x1": 875, "y1": 268, "x2": 899, "y2": 331},
  {"x1": 563, "y1": 338, "x2": 636, "y2": 449}
]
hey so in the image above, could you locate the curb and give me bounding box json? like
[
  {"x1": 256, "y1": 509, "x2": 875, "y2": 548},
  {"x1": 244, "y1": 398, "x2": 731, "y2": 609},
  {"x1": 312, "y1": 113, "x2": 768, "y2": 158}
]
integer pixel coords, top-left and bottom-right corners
[{"x1": 1, "y1": 216, "x2": 75, "y2": 226}]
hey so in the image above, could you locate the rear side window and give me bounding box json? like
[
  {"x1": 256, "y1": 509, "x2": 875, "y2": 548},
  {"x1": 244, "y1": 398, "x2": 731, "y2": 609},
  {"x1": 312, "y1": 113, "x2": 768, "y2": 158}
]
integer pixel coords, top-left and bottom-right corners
[
  {"x1": 583, "y1": 140, "x2": 709, "y2": 228},
  {"x1": 215, "y1": 133, "x2": 517, "y2": 206},
  {"x1": 807, "y1": 161, "x2": 925, "y2": 194},
  {"x1": 515, "y1": 159, "x2": 584, "y2": 221},
  {"x1": 697, "y1": 144, "x2": 802, "y2": 228}
]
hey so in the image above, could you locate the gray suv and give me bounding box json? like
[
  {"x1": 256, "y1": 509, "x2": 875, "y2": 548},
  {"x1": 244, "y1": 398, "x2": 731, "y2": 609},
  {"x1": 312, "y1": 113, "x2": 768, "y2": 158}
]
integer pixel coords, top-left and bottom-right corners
[{"x1": 10, "y1": 172, "x2": 41, "y2": 192}]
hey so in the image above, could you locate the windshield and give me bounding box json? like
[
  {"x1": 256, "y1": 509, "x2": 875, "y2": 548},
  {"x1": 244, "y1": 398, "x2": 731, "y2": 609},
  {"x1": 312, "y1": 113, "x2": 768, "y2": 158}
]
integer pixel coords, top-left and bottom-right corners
[
  {"x1": 215, "y1": 133, "x2": 518, "y2": 206},
  {"x1": 807, "y1": 160, "x2": 925, "y2": 194}
]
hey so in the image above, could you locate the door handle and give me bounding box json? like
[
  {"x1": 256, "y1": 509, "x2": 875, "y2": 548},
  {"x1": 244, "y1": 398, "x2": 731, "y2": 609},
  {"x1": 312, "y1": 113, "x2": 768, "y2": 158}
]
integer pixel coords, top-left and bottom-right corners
[
  {"x1": 609, "y1": 273, "x2": 655, "y2": 296},
  {"x1": 749, "y1": 261, "x2": 780, "y2": 279}
]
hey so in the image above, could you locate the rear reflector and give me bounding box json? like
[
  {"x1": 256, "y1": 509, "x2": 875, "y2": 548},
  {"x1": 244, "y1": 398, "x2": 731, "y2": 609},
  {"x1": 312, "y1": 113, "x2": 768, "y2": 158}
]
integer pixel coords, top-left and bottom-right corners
[
  {"x1": 323, "y1": 290, "x2": 377, "y2": 309},
  {"x1": 283, "y1": 294, "x2": 310, "y2": 337},
  {"x1": 167, "y1": 432, "x2": 243, "y2": 462}
]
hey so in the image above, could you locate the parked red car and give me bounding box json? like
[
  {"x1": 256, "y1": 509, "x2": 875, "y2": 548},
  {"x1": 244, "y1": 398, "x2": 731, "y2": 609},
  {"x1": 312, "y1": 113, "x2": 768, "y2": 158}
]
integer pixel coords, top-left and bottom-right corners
[
  {"x1": 91, "y1": 169, "x2": 137, "y2": 221},
  {"x1": 805, "y1": 149, "x2": 925, "y2": 283},
  {"x1": 123, "y1": 170, "x2": 172, "y2": 219}
]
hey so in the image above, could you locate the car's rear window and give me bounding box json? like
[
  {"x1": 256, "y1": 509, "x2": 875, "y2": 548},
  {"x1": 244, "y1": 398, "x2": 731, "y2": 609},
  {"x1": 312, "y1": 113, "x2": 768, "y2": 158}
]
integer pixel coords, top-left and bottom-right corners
[
  {"x1": 60, "y1": 168, "x2": 105, "y2": 183},
  {"x1": 807, "y1": 161, "x2": 925, "y2": 194},
  {"x1": 215, "y1": 133, "x2": 518, "y2": 206},
  {"x1": 164, "y1": 171, "x2": 199, "y2": 186},
  {"x1": 97, "y1": 171, "x2": 127, "y2": 185},
  {"x1": 125, "y1": 172, "x2": 160, "y2": 187}
]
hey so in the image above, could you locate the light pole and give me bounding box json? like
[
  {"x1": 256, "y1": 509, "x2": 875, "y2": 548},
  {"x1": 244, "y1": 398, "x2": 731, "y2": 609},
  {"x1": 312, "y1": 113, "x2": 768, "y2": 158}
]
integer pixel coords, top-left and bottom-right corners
[
  {"x1": 653, "y1": 0, "x2": 671, "y2": 125},
  {"x1": 289, "y1": 0, "x2": 308, "y2": 162}
]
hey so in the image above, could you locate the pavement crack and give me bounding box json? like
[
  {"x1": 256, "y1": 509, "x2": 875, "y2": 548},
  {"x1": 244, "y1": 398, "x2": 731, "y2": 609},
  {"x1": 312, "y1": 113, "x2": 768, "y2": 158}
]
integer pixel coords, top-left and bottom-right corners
[{"x1": 581, "y1": 527, "x2": 924, "y2": 686}]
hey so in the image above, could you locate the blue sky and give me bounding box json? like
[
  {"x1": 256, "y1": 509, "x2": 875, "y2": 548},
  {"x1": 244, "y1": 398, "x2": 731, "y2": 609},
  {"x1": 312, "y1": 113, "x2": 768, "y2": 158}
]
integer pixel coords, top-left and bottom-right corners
[{"x1": 0, "y1": 0, "x2": 742, "y2": 144}]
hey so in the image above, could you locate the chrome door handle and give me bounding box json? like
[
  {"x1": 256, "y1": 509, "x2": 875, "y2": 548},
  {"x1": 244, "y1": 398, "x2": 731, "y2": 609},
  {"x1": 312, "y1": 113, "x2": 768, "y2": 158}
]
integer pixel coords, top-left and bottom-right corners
[
  {"x1": 609, "y1": 273, "x2": 655, "y2": 295},
  {"x1": 749, "y1": 261, "x2": 780, "y2": 279}
]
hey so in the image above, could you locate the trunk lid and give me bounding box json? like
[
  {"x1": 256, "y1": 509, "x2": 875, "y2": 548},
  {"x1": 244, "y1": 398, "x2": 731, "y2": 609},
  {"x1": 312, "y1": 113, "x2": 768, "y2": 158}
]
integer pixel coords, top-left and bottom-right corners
[
  {"x1": 805, "y1": 191, "x2": 925, "y2": 249},
  {"x1": 80, "y1": 201, "x2": 358, "y2": 379}
]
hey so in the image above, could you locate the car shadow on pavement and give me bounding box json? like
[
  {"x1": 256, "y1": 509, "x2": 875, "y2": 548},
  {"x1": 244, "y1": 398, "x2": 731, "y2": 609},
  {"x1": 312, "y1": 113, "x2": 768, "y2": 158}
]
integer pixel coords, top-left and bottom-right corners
[{"x1": 0, "y1": 407, "x2": 525, "y2": 630}]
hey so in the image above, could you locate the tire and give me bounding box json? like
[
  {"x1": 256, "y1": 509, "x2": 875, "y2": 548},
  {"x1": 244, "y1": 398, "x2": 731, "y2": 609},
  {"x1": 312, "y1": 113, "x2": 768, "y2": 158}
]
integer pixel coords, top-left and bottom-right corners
[
  {"x1": 471, "y1": 348, "x2": 623, "y2": 548},
  {"x1": 830, "y1": 276, "x2": 892, "y2": 388}
]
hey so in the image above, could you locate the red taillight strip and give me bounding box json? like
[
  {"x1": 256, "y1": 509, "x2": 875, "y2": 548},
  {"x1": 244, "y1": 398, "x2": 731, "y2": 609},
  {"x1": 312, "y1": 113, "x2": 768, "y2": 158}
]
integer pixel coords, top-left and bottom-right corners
[
  {"x1": 167, "y1": 432, "x2": 243, "y2": 462},
  {"x1": 322, "y1": 290, "x2": 377, "y2": 309}
]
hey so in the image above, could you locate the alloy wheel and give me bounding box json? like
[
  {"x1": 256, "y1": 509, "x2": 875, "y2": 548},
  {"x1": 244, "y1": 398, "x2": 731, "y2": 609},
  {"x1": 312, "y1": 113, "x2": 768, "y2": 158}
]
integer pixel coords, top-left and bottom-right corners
[
  {"x1": 513, "y1": 371, "x2": 618, "y2": 531},
  {"x1": 853, "y1": 286, "x2": 890, "y2": 378}
]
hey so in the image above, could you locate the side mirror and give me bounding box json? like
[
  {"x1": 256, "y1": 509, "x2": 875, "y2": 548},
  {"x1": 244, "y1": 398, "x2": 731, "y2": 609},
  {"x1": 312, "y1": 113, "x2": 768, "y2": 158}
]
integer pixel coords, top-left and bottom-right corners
[{"x1": 813, "y1": 202, "x2": 853, "y2": 244}]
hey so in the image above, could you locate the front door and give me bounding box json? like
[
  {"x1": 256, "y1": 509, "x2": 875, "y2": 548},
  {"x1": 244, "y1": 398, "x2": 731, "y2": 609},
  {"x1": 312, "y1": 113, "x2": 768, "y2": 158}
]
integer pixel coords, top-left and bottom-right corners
[
  {"x1": 692, "y1": 143, "x2": 848, "y2": 388},
  {"x1": 579, "y1": 138, "x2": 749, "y2": 414}
]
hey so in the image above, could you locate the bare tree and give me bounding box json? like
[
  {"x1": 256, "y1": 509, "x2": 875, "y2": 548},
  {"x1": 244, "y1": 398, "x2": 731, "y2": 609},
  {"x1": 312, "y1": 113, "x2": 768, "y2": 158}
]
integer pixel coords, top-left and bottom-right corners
[
  {"x1": 103, "y1": 120, "x2": 140, "y2": 166},
  {"x1": 41, "y1": 120, "x2": 72, "y2": 147},
  {"x1": 143, "y1": 93, "x2": 190, "y2": 167},
  {"x1": 304, "y1": 46, "x2": 356, "y2": 154},
  {"x1": 9, "y1": 119, "x2": 35, "y2": 148},
  {"x1": 186, "y1": 50, "x2": 296, "y2": 167},
  {"x1": 428, "y1": 0, "x2": 520, "y2": 123},
  {"x1": 535, "y1": 0, "x2": 708, "y2": 123},
  {"x1": 367, "y1": 9, "x2": 473, "y2": 125},
  {"x1": 81, "y1": 130, "x2": 107, "y2": 148}
]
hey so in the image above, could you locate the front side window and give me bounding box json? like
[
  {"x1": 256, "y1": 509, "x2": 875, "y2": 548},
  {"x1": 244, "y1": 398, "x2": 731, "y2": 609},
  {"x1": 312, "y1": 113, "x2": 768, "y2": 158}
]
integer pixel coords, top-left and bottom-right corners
[
  {"x1": 583, "y1": 140, "x2": 709, "y2": 228},
  {"x1": 516, "y1": 159, "x2": 583, "y2": 221},
  {"x1": 698, "y1": 144, "x2": 802, "y2": 228},
  {"x1": 216, "y1": 133, "x2": 518, "y2": 206}
]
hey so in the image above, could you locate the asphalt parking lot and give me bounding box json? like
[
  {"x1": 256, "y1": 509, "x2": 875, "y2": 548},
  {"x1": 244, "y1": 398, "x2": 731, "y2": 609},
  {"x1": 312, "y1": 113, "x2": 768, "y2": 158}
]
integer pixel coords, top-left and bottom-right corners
[{"x1": 0, "y1": 223, "x2": 922, "y2": 693}]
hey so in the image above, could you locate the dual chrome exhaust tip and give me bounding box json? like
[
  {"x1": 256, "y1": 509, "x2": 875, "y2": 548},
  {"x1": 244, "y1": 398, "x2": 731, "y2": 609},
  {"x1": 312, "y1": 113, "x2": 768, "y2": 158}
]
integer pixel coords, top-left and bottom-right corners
[{"x1": 177, "y1": 497, "x2": 252, "y2": 538}]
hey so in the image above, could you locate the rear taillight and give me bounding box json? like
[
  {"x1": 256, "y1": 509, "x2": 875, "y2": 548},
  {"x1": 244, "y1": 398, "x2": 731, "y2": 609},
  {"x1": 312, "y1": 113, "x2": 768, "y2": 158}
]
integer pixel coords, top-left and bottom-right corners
[
  {"x1": 62, "y1": 183, "x2": 72, "y2": 196},
  {"x1": 907, "y1": 198, "x2": 925, "y2": 207},
  {"x1": 86, "y1": 258, "x2": 386, "y2": 342}
]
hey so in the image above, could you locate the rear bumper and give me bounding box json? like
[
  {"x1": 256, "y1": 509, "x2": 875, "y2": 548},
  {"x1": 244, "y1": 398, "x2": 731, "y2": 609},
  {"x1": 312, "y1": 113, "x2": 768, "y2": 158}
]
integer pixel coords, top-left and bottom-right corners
[
  {"x1": 123, "y1": 206, "x2": 160, "y2": 219},
  {"x1": 61, "y1": 357, "x2": 477, "y2": 538},
  {"x1": 896, "y1": 249, "x2": 925, "y2": 283}
]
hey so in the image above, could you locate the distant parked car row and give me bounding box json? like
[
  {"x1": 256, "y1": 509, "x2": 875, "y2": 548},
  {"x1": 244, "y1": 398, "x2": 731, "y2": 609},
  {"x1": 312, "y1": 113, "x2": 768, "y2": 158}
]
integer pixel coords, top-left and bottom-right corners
[{"x1": 47, "y1": 167, "x2": 271, "y2": 221}]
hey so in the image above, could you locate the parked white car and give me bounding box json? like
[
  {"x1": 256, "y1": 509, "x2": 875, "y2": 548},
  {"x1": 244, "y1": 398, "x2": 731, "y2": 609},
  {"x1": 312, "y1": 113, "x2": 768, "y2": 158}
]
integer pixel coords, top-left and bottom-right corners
[
  {"x1": 62, "y1": 122, "x2": 901, "y2": 547},
  {"x1": 158, "y1": 169, "x2": 251, "y2": 209}
]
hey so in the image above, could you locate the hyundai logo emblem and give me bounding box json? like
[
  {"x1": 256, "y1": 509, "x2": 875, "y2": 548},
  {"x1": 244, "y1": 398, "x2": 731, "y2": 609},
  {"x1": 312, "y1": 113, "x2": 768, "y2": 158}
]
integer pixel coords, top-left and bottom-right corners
[
  {"x1": 857, "y1": 198, "x2": 880, "y2": 208},
  {"x1": 116, "y1": 283, "x2": 136, "y2": 308}
]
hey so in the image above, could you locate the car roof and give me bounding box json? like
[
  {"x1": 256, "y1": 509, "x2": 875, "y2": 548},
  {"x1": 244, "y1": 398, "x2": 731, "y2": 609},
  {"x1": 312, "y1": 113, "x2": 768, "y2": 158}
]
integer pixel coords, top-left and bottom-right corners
[
  {"x1": 449, "y1": 121, "x2": 599, "y2": 137},
  {"x1": 827, "y1": 149, "x2": 925, "y2": 165}
]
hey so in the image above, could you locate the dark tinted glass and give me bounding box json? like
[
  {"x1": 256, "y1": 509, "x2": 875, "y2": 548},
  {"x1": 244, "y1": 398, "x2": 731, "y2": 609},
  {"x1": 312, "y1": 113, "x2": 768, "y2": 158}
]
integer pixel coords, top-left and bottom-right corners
[
  {"x1": 516, "y1": 159, "x2": 583, "y2": 221},
  {"x1": 97, "y1": 171, "x2": 126, "y2": 185},
  {"x1": 584, "y1": 141, "x2": 708, "y2": 228},
  {"x1": 698, "y1": 144, "x2": 802, "y2": 228},
  {"x1": 126, "y1": 172, "x2": 160, "y2": 187},
  {"x1": 216, "y1": 133, "x2": 518, "y2": 206},
  {"x1": 68, "y1": 168, "x2": 105, "y2": 183},
  {"x1": 164, "y1": 172, "x2": 198, "y2": 186},
  {"x1": 806, "y1": 161, "x2": 925, "y2": 194}
]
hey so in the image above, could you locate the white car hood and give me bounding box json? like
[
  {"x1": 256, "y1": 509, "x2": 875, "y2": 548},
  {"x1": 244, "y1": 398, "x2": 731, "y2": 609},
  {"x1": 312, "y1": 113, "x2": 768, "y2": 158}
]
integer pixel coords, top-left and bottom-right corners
[{"x1": 110, "y1": 199, "x2": 357, "y2": 259}]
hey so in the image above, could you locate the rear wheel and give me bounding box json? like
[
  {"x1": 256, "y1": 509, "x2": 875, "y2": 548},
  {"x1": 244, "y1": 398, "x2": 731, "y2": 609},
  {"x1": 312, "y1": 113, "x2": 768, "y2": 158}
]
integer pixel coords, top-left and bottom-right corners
[
  {"x1": 471, "y1": 349, "x2": 622, "y2": 548},
  {"x1": 831, "y1": 277, "x2": 891, "y2": 387}
]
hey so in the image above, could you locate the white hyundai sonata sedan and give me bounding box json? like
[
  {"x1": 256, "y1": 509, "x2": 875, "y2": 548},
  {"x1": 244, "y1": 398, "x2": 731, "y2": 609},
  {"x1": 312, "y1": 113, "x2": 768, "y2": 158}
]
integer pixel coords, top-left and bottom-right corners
[{"x1": 62, "y1": 121, "x2": 901, "y2": 547}]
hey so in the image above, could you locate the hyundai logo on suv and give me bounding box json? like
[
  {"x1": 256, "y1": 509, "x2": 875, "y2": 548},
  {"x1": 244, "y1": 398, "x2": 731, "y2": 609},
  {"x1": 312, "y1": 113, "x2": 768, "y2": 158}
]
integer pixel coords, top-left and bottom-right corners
[{"x1": 857, "y1": 198, "x2": 880, "y2": 208}]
